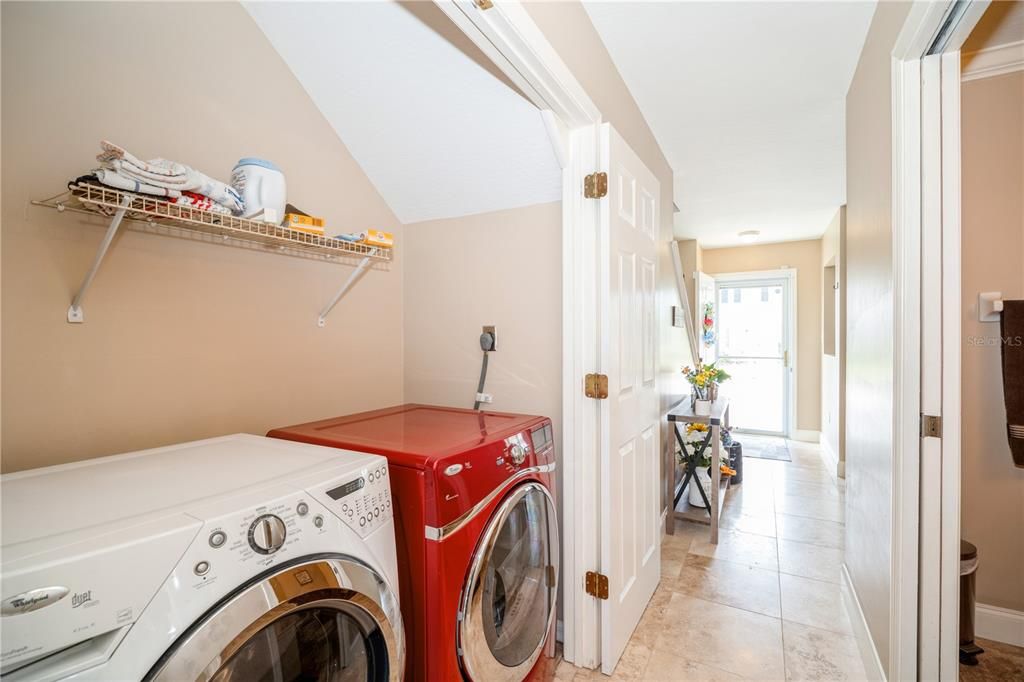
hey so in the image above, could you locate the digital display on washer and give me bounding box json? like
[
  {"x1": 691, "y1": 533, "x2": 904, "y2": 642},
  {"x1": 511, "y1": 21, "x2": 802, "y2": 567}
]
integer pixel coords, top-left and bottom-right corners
[
  {"x1": 531, "y1": 424, "x2": 552, "y2": 451},
  {"x1": 326, "y1": 477, "x2": 365, "y2": 500}
]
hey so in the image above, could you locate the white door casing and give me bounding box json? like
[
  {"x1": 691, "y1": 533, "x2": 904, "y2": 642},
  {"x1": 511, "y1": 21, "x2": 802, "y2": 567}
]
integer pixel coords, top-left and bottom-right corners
[
  {"x1": 890, "y1": 3, "x2": 985, "y2": 679},
  {"x1": 599, "y1": 123, "x2": 661, "y2": 675}
]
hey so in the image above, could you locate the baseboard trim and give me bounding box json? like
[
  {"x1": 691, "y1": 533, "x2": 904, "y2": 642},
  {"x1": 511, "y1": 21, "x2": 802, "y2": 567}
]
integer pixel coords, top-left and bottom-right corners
[
  {"x1": 792, "y1": 429, "x2": 821, "y2": 443},
  {"x1": 842, "y1": 563, "x2": 886, "y2": 681},
  {"x1": 976, "y1": 603, "x2": 1024, "y2": 647},
  {"x1": 819, "y1": 436, "x2": 843, "y2": 477}
]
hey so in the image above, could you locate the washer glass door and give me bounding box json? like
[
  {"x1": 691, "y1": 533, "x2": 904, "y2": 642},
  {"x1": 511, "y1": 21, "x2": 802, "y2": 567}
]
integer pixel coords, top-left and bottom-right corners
[
  {"x1": 210, "y1": 607, "x2": 379, "y2": 682},
  {"x1": 148, "y1": 557, "x2": 403, "y2": 682},
  {"x1": 459, "y1": 483, "x2": 558, "y2": 682}
]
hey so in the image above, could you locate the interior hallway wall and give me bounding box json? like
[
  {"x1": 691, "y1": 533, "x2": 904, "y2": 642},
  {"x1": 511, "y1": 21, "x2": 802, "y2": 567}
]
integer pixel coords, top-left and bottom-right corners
[
  {"x1": 821, "y1": 208, "x2": 847, "y2": 476},
  {"x1": 843, "y1": 0, "x2": 913, "y2": 673},
  {"x1": 701, "y1": 239, "x2": 823, "y2": 436},
  {"x1": 0, "y1": 2, "x2": 404, "y2": 472},
  {"x1": 524, "y1": 0, "x2": 692, "y2": 518},
  {"x1": 961, "y1": 70, "x2": 1024, "y2": 615}
]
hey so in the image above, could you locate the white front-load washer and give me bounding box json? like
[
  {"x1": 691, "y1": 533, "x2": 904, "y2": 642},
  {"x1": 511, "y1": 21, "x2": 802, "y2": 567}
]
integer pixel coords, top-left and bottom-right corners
[{"x1": 0, "y1": 434, "x2": 404, "y2": 681}]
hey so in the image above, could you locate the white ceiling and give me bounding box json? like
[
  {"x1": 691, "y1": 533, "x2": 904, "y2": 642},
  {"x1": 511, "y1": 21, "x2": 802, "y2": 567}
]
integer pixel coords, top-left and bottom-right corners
[
  {"x1": 584, "y1": 1, "x2": 878, "y2": 248},
  {"x1": 245, "y1": 1, "x2": 560, "y2": 225}
]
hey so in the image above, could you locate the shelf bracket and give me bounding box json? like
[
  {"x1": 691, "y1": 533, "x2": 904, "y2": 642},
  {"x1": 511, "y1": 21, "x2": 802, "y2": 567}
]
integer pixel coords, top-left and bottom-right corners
[
  {"x1": 317, "y1": 256, "x2": 373, "y2": 328},
  {"x1": 67, "y1": 194, "x2": 133, "y2": 323}
]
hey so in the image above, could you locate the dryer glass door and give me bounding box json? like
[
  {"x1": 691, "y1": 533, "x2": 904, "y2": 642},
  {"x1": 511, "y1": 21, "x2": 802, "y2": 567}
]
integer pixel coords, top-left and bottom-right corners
[{"x1": 459, "y1": 482, "x2": 558, "y2": 682}]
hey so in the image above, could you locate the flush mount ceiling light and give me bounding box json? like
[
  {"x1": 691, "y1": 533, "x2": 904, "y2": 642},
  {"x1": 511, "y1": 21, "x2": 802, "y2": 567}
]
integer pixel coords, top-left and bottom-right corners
[{"x1": 738, "y1": 230, "x2": 760, "y2": 243}]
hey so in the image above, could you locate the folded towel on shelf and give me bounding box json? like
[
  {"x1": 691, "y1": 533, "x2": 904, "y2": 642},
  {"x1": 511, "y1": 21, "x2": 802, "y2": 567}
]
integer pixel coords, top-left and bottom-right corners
[
  {"x1": 105, "y1": 159, "x2": 189, "y2": 186},
  {"x1": 1000, "y1": 300, "x2": 1024, "y2": 467},
  {"x1": 96, "y1": 140, "x2": 243, "y2": 214},
  {"x1": 172, "y1": 191, "x2": 232, "y2": 215},
  {"x1": 94, "y1": 168, "x2": 182, "y2": 199},
  {"x1": 97, "y1": 141, "x2": 185, "y2": 178}
]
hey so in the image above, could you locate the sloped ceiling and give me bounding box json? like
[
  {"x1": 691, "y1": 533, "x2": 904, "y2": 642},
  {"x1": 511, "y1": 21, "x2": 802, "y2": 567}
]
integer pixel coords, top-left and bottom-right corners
[
  {"x1": 584, "y1": 1, "x2": 877, "y2": 248},
  {"x1": 245, "y1": 1, "x2": 561, "y2": 225}
]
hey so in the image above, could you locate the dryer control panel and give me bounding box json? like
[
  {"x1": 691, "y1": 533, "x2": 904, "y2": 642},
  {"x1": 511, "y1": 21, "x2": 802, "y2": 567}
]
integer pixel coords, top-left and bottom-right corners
[{"x1": 324, "y1": 462, "x2": 393, "y2": 538}]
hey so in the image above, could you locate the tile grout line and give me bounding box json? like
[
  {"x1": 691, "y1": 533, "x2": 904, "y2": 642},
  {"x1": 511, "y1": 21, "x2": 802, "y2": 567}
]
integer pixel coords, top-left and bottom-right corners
[{"x1": 775, "y1": 446, "x2": 790, "y2": 681}]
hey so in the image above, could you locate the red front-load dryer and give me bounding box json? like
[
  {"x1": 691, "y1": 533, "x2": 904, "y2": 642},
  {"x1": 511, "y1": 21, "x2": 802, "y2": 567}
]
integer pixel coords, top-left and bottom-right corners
[{"x1": 268, "y1": 404, "x2": 559, "y2": 682}]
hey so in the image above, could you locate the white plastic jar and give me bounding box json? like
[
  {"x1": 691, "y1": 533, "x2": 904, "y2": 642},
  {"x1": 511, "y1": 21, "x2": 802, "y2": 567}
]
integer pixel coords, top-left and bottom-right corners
[{"x1": 231, "y1": 158, "x2": 286, "y2": 223}]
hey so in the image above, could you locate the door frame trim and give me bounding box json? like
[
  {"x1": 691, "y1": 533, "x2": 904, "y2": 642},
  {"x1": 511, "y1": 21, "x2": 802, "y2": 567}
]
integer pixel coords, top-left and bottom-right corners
[
  {"x1": 710, "y1": 268, "x2": 797, "y2": 438},
  {"x1": 431, "y1": 0, "x2": 604, "y2": 668},
  {"x1": 890, "y1": 2, "x2": 987, "y2": 680}
]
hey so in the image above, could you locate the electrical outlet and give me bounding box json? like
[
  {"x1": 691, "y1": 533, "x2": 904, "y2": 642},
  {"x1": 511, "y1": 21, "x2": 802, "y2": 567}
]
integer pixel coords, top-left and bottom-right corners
[{"x1": 482, "y1": 325, "x2": 497, "y2": 351}]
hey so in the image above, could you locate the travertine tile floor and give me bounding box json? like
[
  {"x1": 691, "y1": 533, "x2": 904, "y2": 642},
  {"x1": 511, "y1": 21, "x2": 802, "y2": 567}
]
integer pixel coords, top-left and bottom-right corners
[{"x1": 555, "y1": 440, "x2": 865, "y2": 681}]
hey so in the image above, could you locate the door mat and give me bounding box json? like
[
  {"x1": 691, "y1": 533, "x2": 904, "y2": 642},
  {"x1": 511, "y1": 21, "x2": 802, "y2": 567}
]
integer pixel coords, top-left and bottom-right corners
[{"x1": 737, "y1": 435, "x2": 791, "y2": 461}]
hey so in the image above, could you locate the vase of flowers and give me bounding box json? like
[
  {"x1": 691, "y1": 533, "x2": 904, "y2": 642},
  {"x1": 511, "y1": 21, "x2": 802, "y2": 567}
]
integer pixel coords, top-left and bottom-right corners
[
  {"x1": 682, "y1": 362, "x2": 730, "y2": 415},
  {"x1": 679, "y1": 423, "x2": 716, "y2": 507}
]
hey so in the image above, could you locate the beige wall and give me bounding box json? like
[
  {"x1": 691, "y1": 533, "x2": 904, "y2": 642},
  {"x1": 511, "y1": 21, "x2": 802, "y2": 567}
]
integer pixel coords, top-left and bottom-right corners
[
  {"x1": 821, "y1": 208, "x2": 847, "y2": 476},
  {"x1": 403, "y1": 202, "x2": 562, "y2": 460},
  {"x1": 1, "y1": 2, "x2": 404, "y2": 471},
  {"x1": 524, "y1": 1, "x2": 692, "y2": 514},
  {"x1": 701, "y1": 239, "x2": 823, "y2": 434},
  {"x1": 844, "y1": 1, "x2": 913, "y2": 672},
  {"x1": 961, "y1": 70, "x2": 1024, "y2": 613}
]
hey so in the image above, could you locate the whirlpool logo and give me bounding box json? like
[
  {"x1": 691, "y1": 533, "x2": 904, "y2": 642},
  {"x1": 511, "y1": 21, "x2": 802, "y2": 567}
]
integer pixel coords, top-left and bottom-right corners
[{"x1": 1, "y1": 587, "x2": 69, "y2": 616}]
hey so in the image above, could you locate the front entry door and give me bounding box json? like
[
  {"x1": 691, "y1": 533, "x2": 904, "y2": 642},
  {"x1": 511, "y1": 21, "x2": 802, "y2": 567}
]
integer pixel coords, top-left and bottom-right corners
[
  {"x1": 714, "y1": 274, "x2": 793, "y2": 436},
  {"x1": 600, "y1": 122, "x2": 661, "y2": 674}
]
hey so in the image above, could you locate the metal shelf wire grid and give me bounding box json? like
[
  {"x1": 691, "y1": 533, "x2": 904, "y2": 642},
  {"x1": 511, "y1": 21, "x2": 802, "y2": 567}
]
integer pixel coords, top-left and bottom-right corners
[{"x1": 32, "y1": 183, "x2": 391, "y2": 263}]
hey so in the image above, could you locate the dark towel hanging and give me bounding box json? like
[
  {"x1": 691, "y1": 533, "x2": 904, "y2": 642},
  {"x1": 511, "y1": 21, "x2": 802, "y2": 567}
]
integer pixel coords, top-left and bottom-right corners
[{"x1": 999, "y1": 299, "x2": 1024, "y2": 467}]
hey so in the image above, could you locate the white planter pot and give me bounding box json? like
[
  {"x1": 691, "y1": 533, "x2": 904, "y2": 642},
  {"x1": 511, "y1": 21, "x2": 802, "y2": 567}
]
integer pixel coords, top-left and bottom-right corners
[
  {"x1": 695, "y1": 399, "x2": 711, "y2": 416},
  {"x1": 688, "y1": 466, "x2": 713, "y2": 508}
]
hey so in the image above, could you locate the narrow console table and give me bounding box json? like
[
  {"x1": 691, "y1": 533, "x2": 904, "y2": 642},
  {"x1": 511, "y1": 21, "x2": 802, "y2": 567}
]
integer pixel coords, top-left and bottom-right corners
[{"x1": 667, "y1": 398, "x2": 730, "y2": 544}]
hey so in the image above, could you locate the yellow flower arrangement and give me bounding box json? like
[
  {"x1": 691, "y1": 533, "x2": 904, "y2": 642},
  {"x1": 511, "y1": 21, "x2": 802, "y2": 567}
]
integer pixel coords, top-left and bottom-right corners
[{"x1": 681, "y1": 362, "x2": 730, "y2": 399}]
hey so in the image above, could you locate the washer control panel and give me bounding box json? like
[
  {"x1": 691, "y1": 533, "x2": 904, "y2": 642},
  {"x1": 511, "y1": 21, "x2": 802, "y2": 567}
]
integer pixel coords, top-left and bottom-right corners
[
  {"x1": 325, "y1": 463, "x2": 393, "y2": 538},
  {"x1": 503, "y1": 433, "x2": 531, "y2": 469}
]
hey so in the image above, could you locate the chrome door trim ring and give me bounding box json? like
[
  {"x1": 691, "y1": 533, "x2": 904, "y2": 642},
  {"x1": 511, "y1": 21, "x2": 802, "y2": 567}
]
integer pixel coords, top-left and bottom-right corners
[
  {"x1": 424, "y1": 463, "x2": 557, "y2": 542},
  {"x1": 456, "y1": 482, "x2": 559, "y2": 682},
  {"x1": 145, "y1": 554, "x2": 404, "y2": 682}
]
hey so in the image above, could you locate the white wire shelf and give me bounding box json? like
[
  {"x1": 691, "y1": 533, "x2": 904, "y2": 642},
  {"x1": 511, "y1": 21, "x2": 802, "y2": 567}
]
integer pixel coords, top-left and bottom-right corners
[
  {"x1": 33, "y1": 183, "x2": 391, "y2": 263},
  {"x1": 33, "y1": 182, "x2": 391, "y2": 326}
]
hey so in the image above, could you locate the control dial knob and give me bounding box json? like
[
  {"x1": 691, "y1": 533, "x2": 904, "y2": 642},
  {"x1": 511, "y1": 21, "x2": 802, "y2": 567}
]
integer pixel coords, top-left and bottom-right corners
[
  {"x1": 509, "y1": 443, "x2": 527, "y2": 466},
  {"x1": 248, "y1": 514, "x2": 287, "y2": 555}
]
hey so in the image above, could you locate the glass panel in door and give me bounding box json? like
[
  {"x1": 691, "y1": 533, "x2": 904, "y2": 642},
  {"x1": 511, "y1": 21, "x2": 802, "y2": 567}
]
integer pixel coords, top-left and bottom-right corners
[{"x1": 716, "y1": 280, "x2": 789, "y2": 435}]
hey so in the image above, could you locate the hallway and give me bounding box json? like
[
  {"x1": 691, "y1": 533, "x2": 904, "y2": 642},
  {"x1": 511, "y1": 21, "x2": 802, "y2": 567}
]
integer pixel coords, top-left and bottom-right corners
[{"x1": 557, "y1": 440, "x2": 862, "y2": 681}]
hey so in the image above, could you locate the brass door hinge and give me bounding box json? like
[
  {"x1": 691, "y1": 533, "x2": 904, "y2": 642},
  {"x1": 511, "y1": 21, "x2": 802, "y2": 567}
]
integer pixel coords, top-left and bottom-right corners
[
  {"x1": 474, "y1": 0, "x2": 494, "y2": 9},
  {"x1": 584, "y1": 172, "x2": 608, "y2": 199},
  {"x1": 920, "y1": 414, "x2": 942, "y2": 438},
  {"x1": 584, "y1": 373, "x2": 608, "y2": 399},
  {"x1": 585, "y1": 571, "x2": 609, "y2": 600}
]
